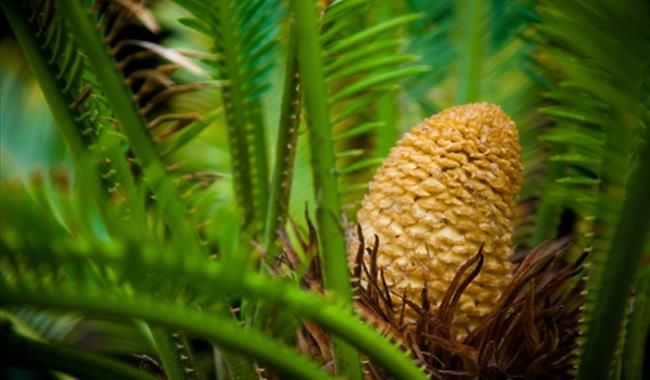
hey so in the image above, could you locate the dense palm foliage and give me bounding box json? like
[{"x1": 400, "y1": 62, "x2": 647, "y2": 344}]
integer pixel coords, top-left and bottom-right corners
[{"x1": 1, "y1": 1, "x2": 648, "y2": 379}]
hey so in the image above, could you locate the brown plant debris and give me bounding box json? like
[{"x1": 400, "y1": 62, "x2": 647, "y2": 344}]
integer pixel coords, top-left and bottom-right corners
[
  {"x1": 287, "y1": 226, "x2": 584, "y2": 379},
  {"x1": 354, "y1": 229, "x2": 583, "y2": 379}
]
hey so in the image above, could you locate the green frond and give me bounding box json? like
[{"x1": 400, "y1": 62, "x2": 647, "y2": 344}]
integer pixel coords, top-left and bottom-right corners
[
  {"x1": 533, "y1": 0, "x2": 648, "y2": 239},
  {"x1": 1, "y1": 179, "x2": 427, "y2": 380},
  {"x1": 172, "y1": 0, "x2": 284, "y2": 237},
  {"x1": 533, "y1": 0, "x2": 650, "y2": 377},
  {"x1": 1, "y1": 287, "x2": 332, "y2": 380},
  {"x1": 322, "y1": 1, "x2": 427, "y2": 207},
  {"x1": 3, "y1": 3, "x2": 227, "y2": 377},
  {"x1": 66, "y1": 0, "x2": 221, "y2": 256}
]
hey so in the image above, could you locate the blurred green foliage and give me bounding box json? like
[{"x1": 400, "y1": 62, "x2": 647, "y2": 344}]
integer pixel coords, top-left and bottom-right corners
[{"x1": 1, "y1": 39, "x2": 68, "y2": 178}]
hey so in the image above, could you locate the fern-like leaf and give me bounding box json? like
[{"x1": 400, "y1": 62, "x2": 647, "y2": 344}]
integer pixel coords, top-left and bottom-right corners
[
  {"x1": 322, "y1": 0, "x2": 428, "y2": 208},
  {"x1": 1, "y1": 178, "x2": 428, "y2": 380},
  {"x1": 173, "y1": 0, "x2": 284, "y2": 238},
  {"x1": 534, "y1": 0, "x2": 650, "y2": 377}
]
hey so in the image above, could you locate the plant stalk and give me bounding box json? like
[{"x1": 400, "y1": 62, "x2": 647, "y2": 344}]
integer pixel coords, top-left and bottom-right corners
[
  {"x1": 263, "y1": 16, "x2": 302, "y2": 258},
  {"x1": 289, "y1": 0, "x2": 361, "y2": 378},
  {"x1": 212, "y1": 1, "x2": 269, "y2": 237},
  {"x1": 455, "y1": 0, "x2": 483, "y2": 103}
]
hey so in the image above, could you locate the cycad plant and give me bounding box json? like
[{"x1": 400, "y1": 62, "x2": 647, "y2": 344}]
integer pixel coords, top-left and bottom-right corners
[{"x1": 0, "y1": 1, "x2": 648, "y2": 380}]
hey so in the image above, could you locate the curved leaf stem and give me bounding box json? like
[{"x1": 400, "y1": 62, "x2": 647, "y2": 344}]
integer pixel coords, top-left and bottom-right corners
[
  {"x1": 455, "y1": 0, "x2": 483, "y2": 103},
  {"x1": 213, "y1": 1, "x2": 269, "y2": 236},
  {"x1": 263, "y1": 16, "x2": 301, "y2": 258},
  {"x1": 289, "y1": 0, "x2": 361, "y2": 377},
  {"x1": 0, "y1": 288, "x2": 332, "y2": 380},
  {"x1": 148, "y1": 326, "x2": 188, "y2": 380}
]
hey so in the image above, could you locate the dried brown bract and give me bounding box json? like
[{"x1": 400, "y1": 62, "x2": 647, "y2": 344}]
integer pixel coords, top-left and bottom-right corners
[
  {"x1": 289, "y1": 227, "x2": 583, "y2": 379},
  {"x1": 351, "y1": 230, "x2": 584, "y2": 379}
]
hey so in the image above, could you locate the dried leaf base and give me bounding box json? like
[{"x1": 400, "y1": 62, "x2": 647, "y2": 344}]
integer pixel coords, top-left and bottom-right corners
[{"x1": 291, "y1": 227, "x2": 584, "y2": 379}]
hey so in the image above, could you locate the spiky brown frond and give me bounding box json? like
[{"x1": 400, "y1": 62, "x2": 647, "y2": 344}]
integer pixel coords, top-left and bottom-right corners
[{"x1": 351, "y1": 232, "x2": 583, "y2": 379}]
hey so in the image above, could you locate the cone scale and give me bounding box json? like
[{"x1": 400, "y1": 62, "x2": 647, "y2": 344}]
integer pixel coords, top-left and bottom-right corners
[{"x1": 352, "y1": 103, "x2": 522, "y2": 339}]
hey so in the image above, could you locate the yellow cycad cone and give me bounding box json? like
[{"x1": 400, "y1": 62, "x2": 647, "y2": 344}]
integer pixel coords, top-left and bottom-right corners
[{"x1": 352, "y1": 103, "x2": 522, "y2": 339}]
